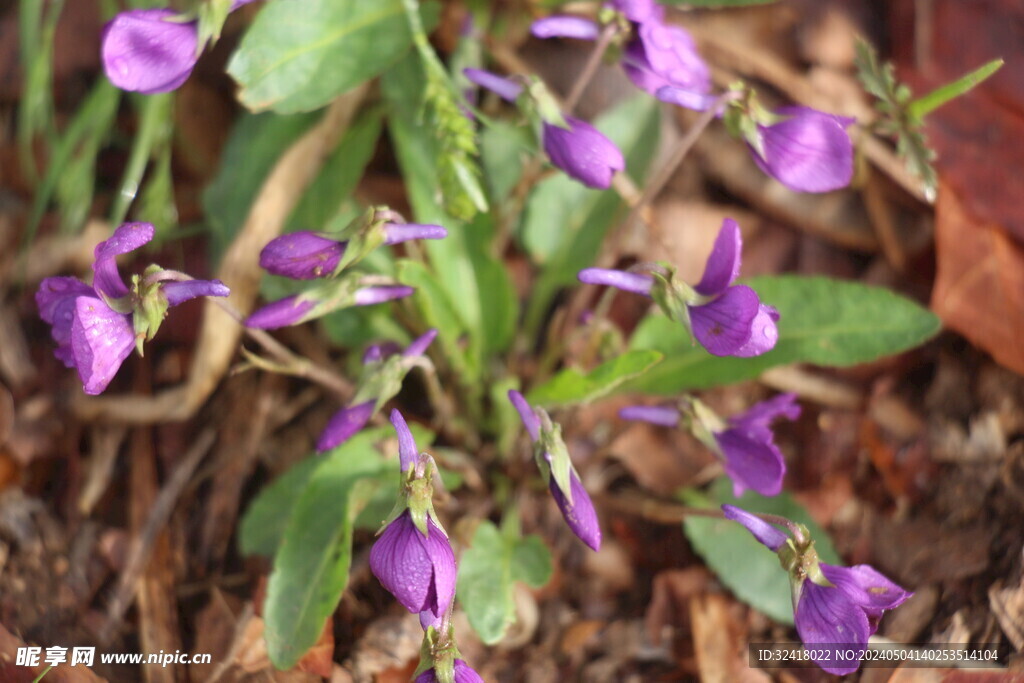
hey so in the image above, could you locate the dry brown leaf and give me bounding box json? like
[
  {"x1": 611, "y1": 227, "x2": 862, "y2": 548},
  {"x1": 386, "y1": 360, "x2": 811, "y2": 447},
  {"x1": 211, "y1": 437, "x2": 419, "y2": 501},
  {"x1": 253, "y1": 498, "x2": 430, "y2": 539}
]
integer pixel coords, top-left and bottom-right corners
[
  {"x1": 0, "y1": 622, "x2": 106, "y2": 682},
  {"x1": 690, "y1": 593, "x2": 770, "y2": 683},
  {"x1": 931, "y1": 183, "x2": 1024, "y2": 374}
]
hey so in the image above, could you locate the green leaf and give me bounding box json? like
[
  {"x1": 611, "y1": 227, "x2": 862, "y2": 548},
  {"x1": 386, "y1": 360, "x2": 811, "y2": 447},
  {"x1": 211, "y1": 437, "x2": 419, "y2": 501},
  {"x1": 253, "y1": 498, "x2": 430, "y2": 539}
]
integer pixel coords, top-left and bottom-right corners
[
  {"x1": 681, "y1": 477, "x2": 839, "y2": 624},
  {"x1": 480, "y1": 120, "x2": 534, "y2": 202},
  {"x1": 527, "y1": 350, "x2": 663, "y2": 408},
  {"x1": 227, "y1": 0, "x2": 438, "y2": 113},
  {"x1": 908, "y1": 59, "x2": 1004, "y2": 119},
  {"x1": 262, "y1": 431, "x2": 391, "y2": 669},
  {"x1": 238, "y1": 456, "x2": 323, "y2": 557},
  {"x1": 522, "y1": 94, "x2": 661, "y2": 335},
  {"x1": 458, "y1": 520, "x2": 552, "y2": 644},
  {"x1": 627, "y1": 275, "x2": 941, "y2": 394}
]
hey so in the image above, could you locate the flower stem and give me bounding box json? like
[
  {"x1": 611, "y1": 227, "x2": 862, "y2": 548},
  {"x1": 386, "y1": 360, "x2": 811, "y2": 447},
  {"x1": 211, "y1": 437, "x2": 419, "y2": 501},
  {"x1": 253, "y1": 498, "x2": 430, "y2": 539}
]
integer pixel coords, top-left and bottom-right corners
[{"x1": 564, "y1": 23, "x2": 619, "y2": 114}]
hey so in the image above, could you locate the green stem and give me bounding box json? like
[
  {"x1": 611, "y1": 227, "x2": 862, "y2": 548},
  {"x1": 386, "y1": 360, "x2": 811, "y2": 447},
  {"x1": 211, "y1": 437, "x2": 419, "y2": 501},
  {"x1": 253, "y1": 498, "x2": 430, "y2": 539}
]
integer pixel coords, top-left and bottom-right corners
[{"x1": 109, "y1": 92, "x2": 173, "y2": 227}]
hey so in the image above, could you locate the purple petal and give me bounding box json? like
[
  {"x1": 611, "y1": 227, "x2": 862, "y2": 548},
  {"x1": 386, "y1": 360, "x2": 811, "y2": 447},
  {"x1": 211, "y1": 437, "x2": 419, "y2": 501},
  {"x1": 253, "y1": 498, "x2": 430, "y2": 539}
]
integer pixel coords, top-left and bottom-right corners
[
  {"x1": 418, "y1": 610, "x2": 441, "y2": 631},
  {"x1": 370, "y1": 511, "x2": 456, "y2": 617},
  {"x1": 403, "y1": 329, "x2": 438, "y2": 358},
  {"x1": 37, "y1": 277, "x2": 96, "y2": 368},
  {"x1": 549, "y1": 470, "x2": 602, "y2": 551},
  {"x1": 730, "y1": 393, "x2": 800, "y2": 433},
  {"x1": 577, "y1": 267, "x2": 654, "y2": 296},
  {"x1": 382, "y1": 223, "x2": 448, "y2": 245},
  {"x1": 162, "y1": 279, "x2": 230, "y2": 306},
  {"x1": 70, "y1": 297, "x2": 136, "y2": 395},
  {"x1": 259, "y1": 232, "x2": 345, "y2": 280},
  {"x1": 389, "y1": 409, "x2": 418, "y2": 473},
  {"x1": 230, "y1": 0, "x2": 258, "y2": 9},
  {"x1": 653, "y1": 85, "x2": 718, "y2": 111},
  {"x1": 463, "y1": 68, "x2": 523, "y2": 102},
  {"x1": 688, "y1": 285, "x2": 761, "y2": 356},
  {"x1": 714, "y1": 428, "x2": 786, "y2": 497},
  {"x1": 542, "y1": 117, "x2": 625, "y2": 189},
  {"x1": 363, "y1": 341, "x2": 402, "y2": 364},
  {"x1": 752, "y1": 106, "x2": 855, "y2": 193},
  {"x1": 695, "y1": 218, "x2": 742, "y2": 296},
  {"x1": 92, "y1": 222, "x2": 154, "y2": 299},
  {"x1": 621, "y1": 19, "x2": 710, "y2": 102},
  {"x1": 732, "y1": 303, "x2": 779, "y2": 357},
  {"x1": 794, "y1": 581, "x2": 870, "y2": 675},
  {"x1": 507, "y1": 390, "x2": 540, "y2": 441},
  {"x1": 415, "y1": 660, "x2": 485, "y2": 683},
  {"x1": 316, "y1": 400, "x2": 375, "y2": 452},
  {"x1": 820, "y1": 563, "x2": 912, "y2": 626},
  {"x1": 353, "y1": 285, "x2": 414, "y2": 306},
  {"x1": 531, "y1": 16, "x2": 601, "y2": 40},
  {"x1": 619, "y1": 404, "x2": 680, "y2": 427},
  {"x1": 101, "y1": 10, "x2": 199, "y2": 94},
  {"x1": 609, "y1": 0, "x2": 661, "y2": 22},
  {"x1": 244, "y1": 295, "x2": 316, "y2": 329},
  {"x1": 721, "y1": 505, "x2": 788, "y2": 551}
]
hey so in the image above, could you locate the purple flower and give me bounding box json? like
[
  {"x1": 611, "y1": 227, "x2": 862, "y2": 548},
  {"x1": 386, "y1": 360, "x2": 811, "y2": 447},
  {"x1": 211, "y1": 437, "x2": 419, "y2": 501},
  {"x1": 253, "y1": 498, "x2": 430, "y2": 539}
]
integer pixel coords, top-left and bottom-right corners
[
  {"x1": 531, "y1": 1, "x2": 711, "y2": 108},
  {"x1": 36, "y1": 222, "x2": 229, "y2": 395},
  {"x1": 542, "y1": 117, "x2": 625, "y2": 190},
  {"x1": 462, "y1": 68, "x2": 624, "y2": 189},
  {"x1": 579, "y1": 218, "x2": 778, "y2": 357},
  {"x1": 508, "y1": 390, "x2": 602, "y2": 551},
  {"x1": 750, "y1": 106, "x2": 855, "y2": 193},
  {"x1": 316, "y1": 400, "x2": 375, "y2": 452},
  {"x1": 316, "y1": 331, "x2": 437, "y2": 452},
  {"x1": 101, "y1": 2, "x2": 258, "y2": 94},
  {"x1": 101, "y1": 9, "x2": 199, "y2": 94},
  {"x1": 622, "y1": 395, "x2": 799, "y2": 497},
  {"x1": 724, "y1": 504, "x2": 912, "y2": 676},
  {"x1": 259, "y1": 223, "x2": 447, "y2": 281},
  {"x1": 415, "y1": 660, "x2": 484, "y2": 683},
  {"x1": 370, "y1": 510, "x2": 456, "y2": 620},
  {"x1": 714, "y1": 393, "x2": 800, "y2": 497},
  {"x1": 244, "y1": 283, "x2": 414, "y2": 330}
]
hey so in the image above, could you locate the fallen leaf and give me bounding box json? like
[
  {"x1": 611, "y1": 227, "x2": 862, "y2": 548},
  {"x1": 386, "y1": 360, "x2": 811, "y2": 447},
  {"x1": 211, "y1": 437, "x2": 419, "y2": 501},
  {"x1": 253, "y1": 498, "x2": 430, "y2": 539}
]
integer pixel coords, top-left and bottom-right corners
[{"x1": 931, "y1": 182, "x2": 1024, "y2": 374}]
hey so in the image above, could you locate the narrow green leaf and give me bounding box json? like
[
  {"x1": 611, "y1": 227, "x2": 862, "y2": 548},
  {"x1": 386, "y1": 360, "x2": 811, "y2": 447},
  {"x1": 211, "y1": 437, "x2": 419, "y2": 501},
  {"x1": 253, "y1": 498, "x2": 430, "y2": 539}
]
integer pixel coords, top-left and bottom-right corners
[
  {"x1": 227, "y1": 0, "x2": 438, "y2": 113},
  {"x1": 263, "y1": 431, "x2": 391, "y2": 669},
  {"x1": 527, "y1": 350, "x2": 663, "y2": 408},
  {"x1": 110, "y1": 92, "x2": 174, "y2": 227},
  {"x1": 682, "y1": 477, "x2": 839, "y2": 624},
  {"x1": 908, "y1": 58, "x2": 1004, "y2": 119},
  {"x1": 239, "y1": 456, "x2": 323, "y2": 557},
  {"x1": 458, "y1": 520, "x2": 553, "y2": 644},
  {"x1": 627, "y1": 275, "x2": 941, "y2": 394}
]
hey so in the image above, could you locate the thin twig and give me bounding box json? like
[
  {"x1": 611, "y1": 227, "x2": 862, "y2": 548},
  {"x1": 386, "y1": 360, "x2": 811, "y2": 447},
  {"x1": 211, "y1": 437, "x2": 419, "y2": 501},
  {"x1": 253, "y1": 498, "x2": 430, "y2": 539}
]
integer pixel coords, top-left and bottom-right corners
[
  {"x1": 563, "y1": 23, "x2": 619, "y2": 114},
  {"x1": 98, "y1": 429, "x2": 216, "y2": 643}
]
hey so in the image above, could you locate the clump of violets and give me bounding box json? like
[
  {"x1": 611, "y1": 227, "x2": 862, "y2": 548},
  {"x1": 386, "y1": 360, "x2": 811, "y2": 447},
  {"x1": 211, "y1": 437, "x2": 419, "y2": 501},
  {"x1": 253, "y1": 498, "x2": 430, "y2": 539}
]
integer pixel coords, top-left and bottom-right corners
[
  {"x1": 259, "y1": 208, "x2": 447, "y2": 281},
  {"x1": 532, "y1": 0, "x2": 713, "y2": 110},
  {"x1": 316, "y1": 330, "x2": 438, "y2": 452},
  {"x1": 508, "y1": 390, "x2": 601, "y2": 551},
  {"x1": 101, "y1": 0, "x2": 257, "y2": 94},
  {"x1": 370, "y1": 411, "x2": 456, "y2": 624},
  {"x1": 579, "y1": 218, "x2": 779, "y2": 357},
  {"x1": 36, "y1": 222, "x2": 229, "y2": 395},
  {"x1": 463, "y1": 68, "x2": 624, "y2": 189},
  {"x1": 621, "y1": 393, "x2": 799, "y2": 497},
  {"x1": 723, "y1": 505, "x2": 912, "y2": 675}
]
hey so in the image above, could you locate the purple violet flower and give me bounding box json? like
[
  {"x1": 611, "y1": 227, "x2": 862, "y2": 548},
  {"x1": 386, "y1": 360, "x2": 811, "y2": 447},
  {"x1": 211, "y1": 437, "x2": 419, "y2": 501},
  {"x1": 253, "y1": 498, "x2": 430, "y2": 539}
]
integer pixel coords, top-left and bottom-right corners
[
  {"x1": 36, "y1": 222, "x2": 229, "y2": 395},
  {"x1": 462, "y1": 68, "x2": 624, "y2": 189},
  {"x1": 370, "y1": 411, "x2": 456, "y2": 622},
  {"x1": 621, "y1": 394, "x2": 799, "y2": 497},
  {"x1": 508, "y1": 390, "x2": 602, "y2": 551},
  {"x1": 244, "y1": 283, "x2": 414, "y2": 330},
  {"x1": 750, "y1": 106, "x2": 855, "y2": 193},
  {"x1": 713, "y1": 393, "x2": 800, "y2": 497},
  {"x1": 101, "y1": 2, "x2": 257, "y2": 94},
  {"x1": 414, "y1": 660, "x2": 484, "y2": 683},
  {"x1": 531, "y1": 1, "x2": 711, "y2": 108},
  {"x1": 542, "y1": 116, "x2": 625, "y2": 190},
  {"x1": 316, "y1": 330, "x2": 437, "y2": 452},
  {"x1": 370, "y1": 509, "x2": 456, "y2": 620},
  {"x1": 259, "y1": 223, "x2": 447, "y2": 281},
  {"x1": 579, "y1": 218, "x2": 779, "y2": 357},
  {"x1": 724, "y1": 504, "x2": 912, "y2": 676}
]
